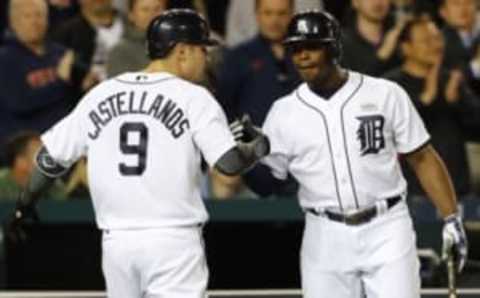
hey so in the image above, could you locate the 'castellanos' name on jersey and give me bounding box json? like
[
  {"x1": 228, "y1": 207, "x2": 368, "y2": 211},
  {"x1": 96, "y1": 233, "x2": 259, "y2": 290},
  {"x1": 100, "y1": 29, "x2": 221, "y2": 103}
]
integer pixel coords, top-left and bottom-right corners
[{"x1": 87, "y1": 91, "x2": 189, "y2": 140}]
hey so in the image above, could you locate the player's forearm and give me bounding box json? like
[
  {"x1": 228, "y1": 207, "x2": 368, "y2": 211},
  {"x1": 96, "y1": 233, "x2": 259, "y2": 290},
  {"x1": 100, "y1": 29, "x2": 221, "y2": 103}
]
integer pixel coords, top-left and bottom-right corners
[
  {"x1": 19, "y1": 167, "x2": 56, "y2": 207},
  {"x1": 19, "y1": 146, "x2": 69, "y2": 207},
  {"x1": 215, "y1": 136, "x2": 270, "y2": 176},
  {"x1": 406, "y1": 145, "x2": 458, "y2": 218}
]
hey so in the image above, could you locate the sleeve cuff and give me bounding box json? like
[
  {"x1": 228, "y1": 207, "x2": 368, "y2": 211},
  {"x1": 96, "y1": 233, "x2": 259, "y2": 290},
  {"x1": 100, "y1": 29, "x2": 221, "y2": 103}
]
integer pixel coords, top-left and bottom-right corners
[{"x1": 401, "y1": 137, "x2": 431, "y2": 155}]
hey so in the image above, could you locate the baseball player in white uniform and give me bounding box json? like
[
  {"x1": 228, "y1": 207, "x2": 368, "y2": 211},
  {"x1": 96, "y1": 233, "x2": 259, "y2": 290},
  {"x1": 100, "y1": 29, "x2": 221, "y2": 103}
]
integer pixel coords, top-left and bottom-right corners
[
  {"x1": 11, "y1": 9, "x2": 270, "y2": 298},
  {"x1": 233, "y1": 11, "x2": 468, "y2": 298}
]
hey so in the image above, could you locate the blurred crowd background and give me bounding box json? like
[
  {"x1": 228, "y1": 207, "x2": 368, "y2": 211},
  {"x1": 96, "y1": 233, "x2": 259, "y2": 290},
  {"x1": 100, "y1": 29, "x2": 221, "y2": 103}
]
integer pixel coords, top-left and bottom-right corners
[{"x1": 1, "y1": 0, "x2": 480, "y2": 203}]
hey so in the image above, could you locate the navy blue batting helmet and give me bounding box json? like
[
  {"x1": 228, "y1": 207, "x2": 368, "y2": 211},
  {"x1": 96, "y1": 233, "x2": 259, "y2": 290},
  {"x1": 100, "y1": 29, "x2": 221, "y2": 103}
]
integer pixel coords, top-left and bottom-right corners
[
  {"x1": 283, "y1": 10, "x2": 342, "y2": 62},
  {"x1": 146, "y1": 9, "x2": 218, "y2": 59}
]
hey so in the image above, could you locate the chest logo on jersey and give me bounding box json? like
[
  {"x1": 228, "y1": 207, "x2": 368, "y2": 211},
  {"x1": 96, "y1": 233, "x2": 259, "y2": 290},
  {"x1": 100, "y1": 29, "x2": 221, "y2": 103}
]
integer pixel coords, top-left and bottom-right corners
[{"x1": 356, "y1": 115, "x2": 385, "y2": 156}]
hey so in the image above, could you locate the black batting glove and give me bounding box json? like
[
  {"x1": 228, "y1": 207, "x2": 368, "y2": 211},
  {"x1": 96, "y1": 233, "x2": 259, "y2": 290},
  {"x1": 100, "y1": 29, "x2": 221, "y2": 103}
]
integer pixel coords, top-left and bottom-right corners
[{"x1": 229, "y1": 114, "x2": 263, "y2": 142}]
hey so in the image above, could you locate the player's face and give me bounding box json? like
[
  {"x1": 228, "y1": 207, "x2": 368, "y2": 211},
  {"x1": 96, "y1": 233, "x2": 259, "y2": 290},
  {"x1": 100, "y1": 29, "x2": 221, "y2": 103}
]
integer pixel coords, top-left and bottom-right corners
[
  {"x1": 289, "y1": 42, "x2": 334, "y2": 85},
  {"x1": 352, "y1": 0, "x2": 391, "y2": 23},
  {"x1": 403, "y1": 21, "x2": 444, "y2": 66},
  {"x1": 256, "y1": 0, "x2": 293, "y2": 43},
  {"x1": 9, "y1": 0, "x2": 48, "y2": 46},
  {"x1": 129, "y1": 0, "x2": 167, "y2": 32},
  {"x1": 179, "y1": 44, "x2": 208, "y2": 83},
  {"x1": 441, "y1": 0, "x2": 476, "y2": 31}
]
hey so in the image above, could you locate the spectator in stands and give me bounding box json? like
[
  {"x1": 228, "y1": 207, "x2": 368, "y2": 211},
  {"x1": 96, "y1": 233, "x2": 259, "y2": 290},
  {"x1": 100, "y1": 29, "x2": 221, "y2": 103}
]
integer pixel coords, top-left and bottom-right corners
[
  {"x1": 48, "y1": 0, "x2": 80, "y2": 31},
  {"x1": 52, "y1": 0, "x2": 124, "y2": 86},
  {"x1": 107, "y1": 0, "x2": 166, "y2": 77},
  {"x1": 0, "y1": 0, "x2": 77, "y2": 158},
  {"x1": 440, "y1": 0, "x2": 480, "y2": 194},
  {"x1": 217, "y1": 0, "x2": 299, "y2": 125},
  {"x1": 384, "y1": 13, "x2": 480, "y2": 199},
  {"x1": 215, "y1": 0, "x2": 299, "y2": 199},
  {"x1": 341, "y1": 0, "x2": 405, "y2": 76},
  {"x1": 64, "y1": 158, "x2": 90, "y2": 198},
  {"x1": 225, "y1": 0, "x2": 323, "y2": 47},
  {"x1": 0, "y1": 131, "x2": 65, "y2": 200},
  {"x1": 440, "y1": 0, "x2": 480, "y2": 93}
]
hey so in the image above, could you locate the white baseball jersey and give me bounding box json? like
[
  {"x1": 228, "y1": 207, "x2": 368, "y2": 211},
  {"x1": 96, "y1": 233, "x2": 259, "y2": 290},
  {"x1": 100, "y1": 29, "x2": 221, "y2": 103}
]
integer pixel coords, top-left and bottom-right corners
[
  {"x1": 262, "y1": 71, "x2": 430, "y2": 212},
  {"x1": 42, "y1": 72, "x2": 236, "y2": 229}
]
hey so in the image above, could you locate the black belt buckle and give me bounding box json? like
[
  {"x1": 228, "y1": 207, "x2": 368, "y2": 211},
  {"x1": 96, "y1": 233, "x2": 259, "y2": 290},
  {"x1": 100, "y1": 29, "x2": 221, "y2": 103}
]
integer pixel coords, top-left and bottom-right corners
[
  {"x1": 343, "y1": 208, "x2": 376, "y2": 225},
  {"x1": 308, "y1": 195, "x2": 402, "y2": 226}
]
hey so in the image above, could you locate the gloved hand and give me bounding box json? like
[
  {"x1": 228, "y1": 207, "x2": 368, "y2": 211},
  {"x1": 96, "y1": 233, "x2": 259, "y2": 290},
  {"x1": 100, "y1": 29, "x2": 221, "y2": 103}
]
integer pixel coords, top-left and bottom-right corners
[
  {"x1": 442, "y1": 213, "x2": 468, "y2": 273},
  {"x1": 229, "y1": 114, "x2": 270, "y2": 159},
  {"x1": 229, "y1": 114, "x2": 263, "y2": 142}
]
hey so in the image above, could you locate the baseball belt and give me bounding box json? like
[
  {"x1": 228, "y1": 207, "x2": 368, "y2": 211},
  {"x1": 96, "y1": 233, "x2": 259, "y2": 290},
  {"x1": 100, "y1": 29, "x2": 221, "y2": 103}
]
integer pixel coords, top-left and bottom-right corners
[{"x1": 306, "y1": 196, "x2": 402, "y2": 226}]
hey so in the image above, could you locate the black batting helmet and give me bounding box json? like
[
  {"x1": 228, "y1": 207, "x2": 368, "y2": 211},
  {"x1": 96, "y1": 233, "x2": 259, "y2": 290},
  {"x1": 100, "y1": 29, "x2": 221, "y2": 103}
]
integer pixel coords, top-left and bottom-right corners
[
  {"x1": 283, "y1": 10, "x2": 342, "y2": 62},
  {"x1": 146, "y1": 9, "x2": 218, "y2": 59}
]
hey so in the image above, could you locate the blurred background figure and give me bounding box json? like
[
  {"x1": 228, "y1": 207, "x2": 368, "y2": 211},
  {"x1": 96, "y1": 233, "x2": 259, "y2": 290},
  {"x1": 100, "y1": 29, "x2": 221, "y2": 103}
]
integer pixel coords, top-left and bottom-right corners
[
  {"x1": 51, "y1": 0, "x2": 124, "y2": 89},
  {"x1": 48, "y1": 0, "x2": 81, "y2": 31},
  {"x1": 0, "y1": 0, "x2": 77, "y2": 165},
  {"x1": 106, "y1": 0, "x2": 167, "y2": 77},
  {"x1": 218, "y1": 0, "x2": 299, "y2": 125},
  {"x1": 440, "y1": 0, "x2": 480, "y2": 93},
  {"x1": 440, "y1": 0, "x2": 480, "y2": 194},
  {"x1": 0, "y1": 131, "x2": 66, "y2": 200},
  {"x1": 215, "y1": 0, "x2": 299, "y2": 199},
  {"x1": 64, "y1": 158, "x2": 89, "y2": 199},
  {"x1": 225, "y1": 0, "x2": 323, "y2": 47},
  {"x1": 341, "y1": 0, "x2": 404, "y2": 76},
  {"x1": 385, "y1": 13, "x2": 480, "y2": 200}
]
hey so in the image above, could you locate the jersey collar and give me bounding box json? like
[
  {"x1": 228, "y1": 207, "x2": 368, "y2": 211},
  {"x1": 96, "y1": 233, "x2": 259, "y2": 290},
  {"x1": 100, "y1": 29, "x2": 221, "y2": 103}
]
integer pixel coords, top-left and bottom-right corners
[{"x1": 296, "y1": 71, "x2": 363, "y2": 110}]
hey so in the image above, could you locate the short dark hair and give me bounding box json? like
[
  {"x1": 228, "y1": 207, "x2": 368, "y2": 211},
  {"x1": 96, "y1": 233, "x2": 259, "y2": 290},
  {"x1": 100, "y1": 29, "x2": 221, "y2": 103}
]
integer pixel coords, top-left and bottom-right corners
[
  {"x1": 4, "y1": 131, "x2": 40, "y2": 168},
  {"x1": 398, "y1": 13, "x2": 433, "y2": 43},
  {"x1": 255, "y1": 0, "x2": 294, "y2": 11}
]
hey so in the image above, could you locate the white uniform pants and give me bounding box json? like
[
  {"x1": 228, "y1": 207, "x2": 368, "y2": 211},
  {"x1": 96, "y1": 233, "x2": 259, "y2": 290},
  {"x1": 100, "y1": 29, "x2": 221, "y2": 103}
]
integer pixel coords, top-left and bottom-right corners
[
  {"x1": 301, "y1": 201, "x2": 421, "y2": 298},
  {"x1": 102, "y1": 226, "x2": 208, "y2": 298}
]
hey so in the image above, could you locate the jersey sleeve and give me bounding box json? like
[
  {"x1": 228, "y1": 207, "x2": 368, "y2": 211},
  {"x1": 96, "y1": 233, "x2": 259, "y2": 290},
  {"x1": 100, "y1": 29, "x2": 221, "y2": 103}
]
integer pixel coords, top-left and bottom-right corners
[
  {"x1": 189, "y1": 88, "x2": 236, "y2": 167},
  {"x1": 391, "y1": 82, "x2": 431, "y2": 154},
  {"x1": 261, "y1": 102, "x2": 290, "y2": 180},
  {"x1": 41, "y1": 100, "x2": 88, "y2": 168}
]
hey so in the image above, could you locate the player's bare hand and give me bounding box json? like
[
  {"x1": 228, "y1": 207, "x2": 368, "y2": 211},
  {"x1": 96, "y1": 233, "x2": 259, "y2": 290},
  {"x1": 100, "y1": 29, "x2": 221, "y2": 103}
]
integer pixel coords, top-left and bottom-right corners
[{"x1": 442, "y1": 213, "x2": 468, "y2": 273}]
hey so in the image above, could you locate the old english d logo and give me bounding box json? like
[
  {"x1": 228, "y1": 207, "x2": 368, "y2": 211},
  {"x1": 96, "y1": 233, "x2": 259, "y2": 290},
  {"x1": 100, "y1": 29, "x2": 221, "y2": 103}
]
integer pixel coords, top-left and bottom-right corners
[{"x1": 356, "y1": 115, "x2": 385, "y2": 156}]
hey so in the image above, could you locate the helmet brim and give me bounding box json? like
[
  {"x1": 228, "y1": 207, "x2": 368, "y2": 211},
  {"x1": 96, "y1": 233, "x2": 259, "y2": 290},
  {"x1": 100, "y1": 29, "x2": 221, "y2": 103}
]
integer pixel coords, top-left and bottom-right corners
[{"x1": 203, "y1": 38, "x2": 220, "y2": 47}]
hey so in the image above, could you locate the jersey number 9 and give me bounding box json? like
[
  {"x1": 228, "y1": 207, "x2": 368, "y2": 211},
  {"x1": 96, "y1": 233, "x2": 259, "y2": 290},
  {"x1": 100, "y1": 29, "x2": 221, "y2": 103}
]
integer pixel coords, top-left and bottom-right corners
[{"x1": 119, "y1": 122, "x2": 149, "y2": 176}]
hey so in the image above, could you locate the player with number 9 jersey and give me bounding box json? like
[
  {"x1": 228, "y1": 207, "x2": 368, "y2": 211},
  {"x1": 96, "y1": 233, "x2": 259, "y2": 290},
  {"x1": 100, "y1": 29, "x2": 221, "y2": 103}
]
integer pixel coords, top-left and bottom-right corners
[{"x1": 13, "y1": 9, "x2": 270, "y2": 298}]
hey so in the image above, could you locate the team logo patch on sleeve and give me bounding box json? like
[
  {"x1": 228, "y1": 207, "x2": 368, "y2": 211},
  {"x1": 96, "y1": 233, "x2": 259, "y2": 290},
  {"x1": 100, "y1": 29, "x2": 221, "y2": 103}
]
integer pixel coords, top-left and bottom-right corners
[{"x1": 356, "y1": 115, "x2": 385, "y2": 156}]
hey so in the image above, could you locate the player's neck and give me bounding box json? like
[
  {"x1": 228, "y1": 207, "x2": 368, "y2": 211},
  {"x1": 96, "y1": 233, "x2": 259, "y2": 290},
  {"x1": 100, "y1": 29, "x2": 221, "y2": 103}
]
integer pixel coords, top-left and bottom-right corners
[
  {"x1": 309, "y1": 67, "x2": 348, "y2": 99},
  {"x1": 143, "y1": 60, "x2": 180, "y2": 77}
]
